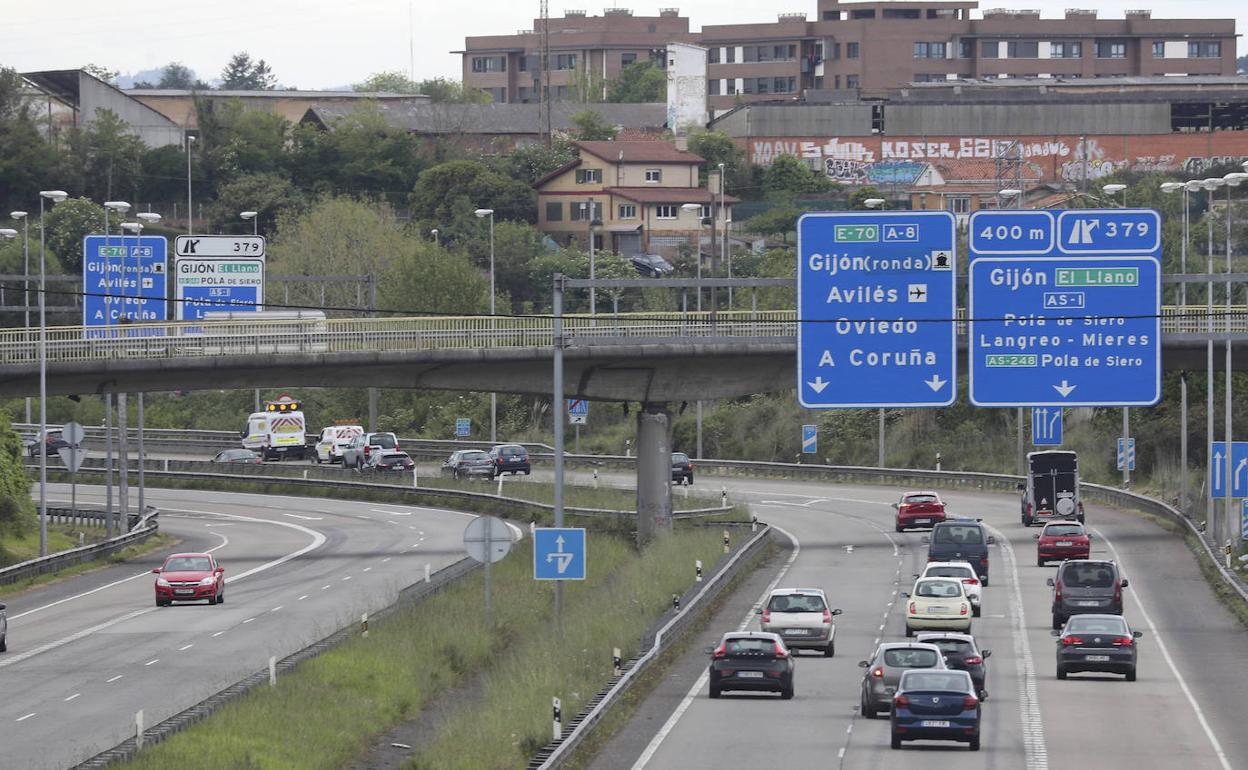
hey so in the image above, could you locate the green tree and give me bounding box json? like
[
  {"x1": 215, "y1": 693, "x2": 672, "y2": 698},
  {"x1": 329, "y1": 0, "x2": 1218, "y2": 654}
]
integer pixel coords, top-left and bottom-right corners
[
  {"x1": 744, "y1": 206, "x2": 801, "y2": 244},
  {"x1": 290, "y1": 103, "x2": 427, "y2": 197},
  {"x1": 194, "y1": 97, "x2": 290, "y2": 187},
  {"x1": 207, "y1": 172, "x2": 302, "y2": 232},
  {"x1": 0, "y1": 68, "x2": 62, "y2": 213},
  {"x1": 381, "y1": 241, "x2": 491, "y2": 315},
  {"x1": 75, "y1": 108, "x2": 146, "y2": 200},
  {"x1": 848, "y1": 185, "x2": 884, "y2": 209},
  {"x1": 686, "y1": 129, "x2": 746, "y2": 190},
  {"x1": 569, "y1": 110, "x2": 618, "y2": 141},
  {"x1": 408, "y1": 160, "x2": 536, "y2": 245},
  {"x1": 157, "y1": 62, "x2": 208, "y2": 89},
  {"x1": 491, "y1": 134, "x2": 578, "y2": 186},
  {"x1": 219, "y1": 52, "x2": 277, "y2": 90},
  {"x1": 136, "y1": 144, "x2": 189, "y2": 203},
  {"x1": 353, "y1": 71, "x2": 422, "y2": 94},
  {"x1": 607, "y1": 60, "x2": 666, "y2": 103},
  {"x1": 43, "y1": 197, "x2": 104, "y2": 274},
  {"x1": 82, "y1": 63, "x2": 119, "y2": 83},
  {"x1": 356, "y1": 74, "x2": 492, "y2": 103},
  {"x1": 0, "y1": 412, "x2": 35, "y2": 541},
  {"x1": 763, "y1": 154, "x2": 835, "y2": 198}
]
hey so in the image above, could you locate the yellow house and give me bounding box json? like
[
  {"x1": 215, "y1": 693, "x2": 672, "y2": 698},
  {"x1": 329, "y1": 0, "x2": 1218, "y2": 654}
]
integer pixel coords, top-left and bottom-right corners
[{"x1": 535, "y1": 141, "x2": 735, "y2": 256}]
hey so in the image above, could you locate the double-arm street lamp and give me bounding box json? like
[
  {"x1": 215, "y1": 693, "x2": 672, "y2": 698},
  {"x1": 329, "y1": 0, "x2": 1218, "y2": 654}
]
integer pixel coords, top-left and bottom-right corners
[
  {"x1": 37, "y1": 190, "x2": 68, "y2": 555},
  {"x1": 474, "y1": 208, "x2": 497, "y2": 443}
]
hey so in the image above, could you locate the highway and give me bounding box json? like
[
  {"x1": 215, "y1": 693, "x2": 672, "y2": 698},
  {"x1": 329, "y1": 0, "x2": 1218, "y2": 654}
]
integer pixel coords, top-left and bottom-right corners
[
  {"x1": 0, "y1": 483, "x2": 516, "y2": 770},
  {"x1": 596, "y1": 477, "x2": 1247, "y2": 770}
]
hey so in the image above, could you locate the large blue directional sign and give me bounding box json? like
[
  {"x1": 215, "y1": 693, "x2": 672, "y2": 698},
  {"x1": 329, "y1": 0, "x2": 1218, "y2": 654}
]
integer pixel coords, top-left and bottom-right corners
[
  {"x1": 797, "y1": 211, "x2": 957, "y2": 408},
  {"x1": 1209, "y1": 441, "x2": 1248, "y2": 498},
  {"x1": 533, "y1": 527, "x2": 586, "y2": 581},
  {"x1": 968, "y1": 209, "x2": 1161, "y2": 407},
  {"x1": 83, "y1": 235, "x2": 168, "y2": 335},
  {"x1": 1031, "y1": 407, "x2": 1063, "y2": 446}
]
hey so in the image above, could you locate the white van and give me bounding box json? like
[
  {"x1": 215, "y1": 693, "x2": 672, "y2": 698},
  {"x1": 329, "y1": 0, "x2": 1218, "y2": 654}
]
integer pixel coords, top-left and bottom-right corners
[
  {"x1": 314, "y1": 424, "x2": 364, "y2": 464},
  {"x1": 242, "y1": 395, "x2": 308, "y2": 460}
]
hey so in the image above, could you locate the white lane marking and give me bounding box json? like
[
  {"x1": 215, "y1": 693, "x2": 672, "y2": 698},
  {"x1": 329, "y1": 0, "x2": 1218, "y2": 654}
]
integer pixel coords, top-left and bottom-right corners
[
  {"x1": 321, "y1": 585, "x2": 331, "y2": 590},
  {"x1": 271, "y1": 606, "x2": 282, "y2": 612},
  {"x1": 363, "y1": 567, "x2": 372, "y2": 572},
  {"x1": 64, "y1": 693, "x2": 80, "y2": 702},
  {"x1": 282, "y1": 513, "x2": 322, "y2": 521},
  {"x1": 203, "y1": 523, "x2": 235, "y2": 527},
  {"x1": 837, "y1": 747, "x2": 846, "y2": 759},
  {"x1": 161, "y1": 507, "x2": 327, "y2": 584},
  {"x1": 207, "y1": 530, "x2": 230, "y2": 553},
  {"x1": 145, "y1": 659, "x2": 159, "y2": 666},
  {"x1": 16, "y1": 712, "x2": 35, "y2": 722},
  {"x1": 106, "y1": 675, "x2": 123, "y2": 683},
  {"x1": 985, "y1": 524, "x2": 1048, "y2": 770},
  {"x1": 372, "y1": 508, "x2": 412, "y2": 516},
  {"x1": 0, "y1": 609, "x2": 152, "y2": 669},
  {"x1": 178, "y1": 644, "x2": 194, "y2": 651},
  {"x1": 1092, "y1": 527, "x2": 1233, "y2": 770},
  {"x1": 630, "y1": 524, "x2": 801, "y2": 770},
  {"x1": 297, "y1": 595, "x2": 309, "y2": 601},
  {"x1": 11, "y1": 573, "x2": 152, "y2": 621},
  {"x1": 242, "y1": 617, "x2": 255, "y2": 624},
  {"x1": 342, "y1": 575, "x2": 353, "y2": 581},
  {"x1": 212, "y1": 631, "x2": 225, "y2": 637},
  {"x1": 382, "y1": 558, "x2": 392, "y2": 563}
]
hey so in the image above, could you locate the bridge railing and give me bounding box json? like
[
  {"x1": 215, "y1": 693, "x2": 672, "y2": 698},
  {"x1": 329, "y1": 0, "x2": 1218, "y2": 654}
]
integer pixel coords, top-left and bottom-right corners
[{"x1": 0, "y1": 305, "x2": 1241, "y2": 365}]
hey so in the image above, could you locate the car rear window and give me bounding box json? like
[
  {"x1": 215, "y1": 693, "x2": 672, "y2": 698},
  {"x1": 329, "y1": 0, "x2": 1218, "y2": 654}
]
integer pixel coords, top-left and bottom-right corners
[
  {"x1": 1066, "y1": 616, "x2": 1128, "y2": 634},
  {"x1": 905, "y1": 494, "x2": 939, "y2": 504},
  {"x1": 165, "y1": 557, "x2": 211, "y2": 572},
  {"x1": 916, "y1": 580, "x2": 962, "y2": 598},
  {"x1": 933, "y1": 524, "x2": 984, "y2": 545},
  {"x1": 767, "y1": 593, "x2": 826, "y2": 612},
  {"x1": 673, "y1": 453, "x2": 690, "y2": 463},
  {"x1": 1045, "y1": 524, "x2": 1083, "y2": 537},
  {"x1": 725, "y1": 638, "x2": 776, "y2": 655},
  {"x1": 883, "y1": 648, "x2": 939, "y2": 668},
  {"x1": 1061, "y1": 563, "x2": 1115, "y2": 588},
  {"x1": 901, "y1": 671, "x2": 970, "y2": 692},
  {"x1": 463, "y1": 451, "x2": 489, "y2": 461},
  {"x1": 371, "y1": 434, "x2": 397, "y2": 449},
  {"x1": 925, "y1": 638, "x2": 974, "y2": 655},
  {"x1": 926, "y1": 566, "x2": 973, "y2": 579},
  {"x1": 501, "y1": 446, "x2": 526, "y2": 457}
]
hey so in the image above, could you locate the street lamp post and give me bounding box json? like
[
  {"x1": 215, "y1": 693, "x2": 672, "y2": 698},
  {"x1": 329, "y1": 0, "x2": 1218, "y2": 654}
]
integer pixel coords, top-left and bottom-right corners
[
  {"x1": 1203, "y1": 177, "x2": 1225, "y2": 534},
  {"x1": 474, "y1": 208, "x2": 497, "y2": 443},
  {"x1": 186, "y1": 135, "x2": 196, "y2": 235},
  {"x1": 681, "y1": 203, "x2": 704, "y2": 312},
  {"x1": 37, "y1": 190, "x2": 67, "y2": 555},
  {"x1": 998, "y1": 188, "x2": 1026, "y2": 475},
  {"x1": 1104, "y1": 184, "x2": 1130, "y2": 484},
  {"x1": 1222, "y1": 172, "x2": 1247, "y2": 547},
  {"x1": 863, "y1": 197, "x2": 887, "y2": 465},
  {"x1": 1162, "y1": 180, "x2": 1190, "y2": 513},
  {"x1": 1103, "y1": 183, "x2": 1127, "y2": 208},
  {"x1": 240, "y1": 210, "x2": 258, "y2": 235},
  {"x1": 132, "y1": 213, "x2": 160, "y2": 524},
  {"x1": 431, "y1": 228, "x2": 439, "y2": 246},
  {"x1": 718, "y1": 163, "x2": 731, "y2": 307},
  {"x1": 581, "y1": 200, "x2": 602, "y2": 316},
  {"x1": 10, "y1": 211, "x2": 30, "y2": 423}
]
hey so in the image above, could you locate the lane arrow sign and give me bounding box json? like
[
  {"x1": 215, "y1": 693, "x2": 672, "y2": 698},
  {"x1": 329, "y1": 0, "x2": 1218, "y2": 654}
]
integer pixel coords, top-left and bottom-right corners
[
  {"x1": 1053, "y1": 380, "x2": 1077, "y2": 398},
  {"x1": 925, "y1": 375, "x2": 947, "y2": 392},
  {"x1": 808, "y1": 377, "x2": 830, "y2": 394},
  {"x1": 1214, "y1": 450, "x2": 1224, "y2": 491},
  {"x1": 1236, "y1": 457, "x2": 1248, "y2": 493}
]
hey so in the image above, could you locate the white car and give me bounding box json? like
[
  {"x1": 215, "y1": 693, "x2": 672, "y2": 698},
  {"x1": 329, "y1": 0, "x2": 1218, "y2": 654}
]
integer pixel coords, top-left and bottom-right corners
[
  {"x1": 314, "y1": 425, "x2": 363, "y2": 464},
  {"x1": 919, "y1": 561, "x2": 983, "y2": 617},
  {"x1": 904, "y1": 577, "x2": 972, "y2": 636},
  {"x1": 757, "y1": 588, "x2": 844, "y2": 656}
]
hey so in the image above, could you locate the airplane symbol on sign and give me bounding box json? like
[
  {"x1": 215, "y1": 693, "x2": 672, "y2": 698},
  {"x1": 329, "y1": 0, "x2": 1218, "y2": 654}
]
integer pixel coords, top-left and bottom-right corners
[{"x1": 909, "y1": 285, "x2": 926, "y2": 300}]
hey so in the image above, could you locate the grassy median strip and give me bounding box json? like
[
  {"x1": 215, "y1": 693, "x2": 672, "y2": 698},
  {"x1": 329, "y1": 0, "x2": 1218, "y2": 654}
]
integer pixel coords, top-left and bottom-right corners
[
  {"x1": 116, "y1": 527, "x2": 726, "y2": 770},
  {"x1": 1, "y1": 527, "x2": 177, "y2": 596}
]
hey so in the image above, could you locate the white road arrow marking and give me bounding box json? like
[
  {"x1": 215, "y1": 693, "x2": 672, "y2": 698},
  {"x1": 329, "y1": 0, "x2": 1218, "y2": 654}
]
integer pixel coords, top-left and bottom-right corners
[
  {"x1": 925, "y1": 374, "x2": 947, "y2": 392},
  {"x1": 1054, "y1": 380, "x2": 1077, "y2": 398},
  {"x1": 808, "y1": 377, "x2": 830, "y2": 394}
]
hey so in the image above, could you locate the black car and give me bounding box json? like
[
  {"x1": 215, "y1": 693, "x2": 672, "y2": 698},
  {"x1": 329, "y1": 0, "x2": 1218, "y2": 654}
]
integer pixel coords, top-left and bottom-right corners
[
  {"x1": 706, "y1": 631, "x2": 795, "y2": 699},
  {"x1": 1048, "y1": 559, "x2": 1126, "y2": 629},
  {"x1": 211, "y1": 448, "x2": 262, "y2": 464},
  {"x1": 1054, "y1": 613, "x2": 1142, "y2": 681},
  {"x1": 925, "y1": 519, "x2": 995, "y2": 586},
  {"x1": 27, "y1": 428, "x2": 68, "y2": 458},
  {"x1": 366, "y1": 451, "x2": 414, "y2": 472},
  {"x1": 488, "y1": 444, "x2": 530, "y2": 476},
  {"x1": 916, "y1": 632, "x2": 991, "y2": 700},
  {"x1": 629, "y1": 253, "x2": 675, "y2": 277},
  {"x1": 441, "y1": 450, "x2": 494, "y2": 479},
  {"x1": 672, "y1": 452, "x2": 694, "y2": 484}
]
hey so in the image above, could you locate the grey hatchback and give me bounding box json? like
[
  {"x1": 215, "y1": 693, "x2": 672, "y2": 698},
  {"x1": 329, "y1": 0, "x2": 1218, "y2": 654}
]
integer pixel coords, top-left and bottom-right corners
[
  {"x1": 1048, "y1": 559, "x2": 1126, "y2": 629},
  {"x1": 858, "y1": 642, "x2": 947, "y2": 718}
]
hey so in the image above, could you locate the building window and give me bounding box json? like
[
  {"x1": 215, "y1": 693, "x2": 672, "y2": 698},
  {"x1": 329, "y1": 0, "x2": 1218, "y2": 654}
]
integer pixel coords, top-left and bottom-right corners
[
  {"x1": 883, "y1": 7, "x2": 920, "y2": 18},
  {"x1": 981, "y1": 41, "x2": 999, "y2": 59},
  {"x1": 645, "y1": 168, "x2": 662, "y2": 183},
  {"x1": 575, "y1": 168, "x2": 602, "y2": 184},
  {"x1": 571, "y1": 201, "x2": 603, "y2": 221},
  {"x1": 554, "y1": 53, "x2": 577, "y2": 70},
  {"x1": 516, "y1": 86, "x2": 532, "y2": 102},
  {"x1": 725, "y1": 79, "x2": 737, "y2": 94},
  {"x1": 1152, "y1": 41, "x2": 1165, "y2": 58},
  {"x1": 622, "y1": 52, "x2": 637, "y2": 65},
  {"x1": 708, "y1": 79, "x2": 720, "y2": 95},
  {"x1": 700, "y1": 204, "x2": 712, "y2": 219},
  {"x1": 850, "y1": 9, "x2": 875, "y2": 19},
  {"x1": 914, "y1": 42, "x2": 947, "y2": 59},
  {"x1": 545, "y1": 202, "x2": 563, "y2": 222},
  {"x1": 484, "y1": 87, "x2": 505, "y2": 102},
  {"x1": 1051, "y1": 41, "x2": 1082, "y2": 58},
  {"x1": 947, "y1": 196, "x2": 970, "y2": 214},
  {"x1": 518, "y1": 55, "x2": 529, "y2": 72},
  {"x1": 913, "y1": 73, "x2": 946, "y2": 83},
  {"x1": 846, "y1": 74, "x2": 859, "y2": 88},
  {"x1": 829, "y1": 42, "x2": 840, "y2": 59},
  {"x1": 655, "y1": 205, "x2": 678, "y2": 219},
  {"x1": 708, "y1": 47, "x2": 719, "y2": 64},
  {"x1": 1006, "y1": 41, "x2": 1038, "y2": 58},
  {"x1": 1095, "y1": 40, "x2": 1127, "y2": 59},
  {"x1": 959, "y1": 39, "x2": 974, "y2": 59},
  {"x1": 1189, "y1": 41, "x2": 1221, "y2": 58},
  {"x1": 471, "y1": 56, "x2": 506, "y2": 73},
  {"x1": 834, "y1": 74, "x2": 841, "y2": 88},
  {"x1": 618, "y1": 204, "x2": 637, "y2": 219},
  {"x1": 725, "y1": 46, "x2": 736, "y2": 63},
  {"x1": 846, "y1": 42, "x2": 860, "y2": 59}
]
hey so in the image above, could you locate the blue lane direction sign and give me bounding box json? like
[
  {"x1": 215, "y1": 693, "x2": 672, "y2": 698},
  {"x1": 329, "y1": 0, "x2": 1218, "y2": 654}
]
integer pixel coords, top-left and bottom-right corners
[
  {"x1": 1057, "y1": 209, "x2": 1161, "y2": 255},
  {"x1": 970, "y1": 210, "x2": 1055, "y2": 256},
  {"x1": 83, "y1": 235, "x2": 168, "y2": 334},
  {"x1": 797, "y1": 211, "x2": 957, "y2": 408},
  {"x1": 1031, "y1": 408, "x2": 1063, "y2": 446},
  {"x1": 802, "y1": 424, "x2": 817, "y2": 454},
  {"x1": 455, "y1": 417, "x2": 470, "y2": 437},
  {"x1": 1241, "y1": 500, "x2": 1248, "y2": 540},
  {"x1": 1116, "y1": 437, "x2": 1136, "y2": 472},
  {"x1": 534, "y1": 527, "x2": 586, "y2": 580},
  {"x1": 1209, "y1": 441, "x2": 1248, "y2": 498}
]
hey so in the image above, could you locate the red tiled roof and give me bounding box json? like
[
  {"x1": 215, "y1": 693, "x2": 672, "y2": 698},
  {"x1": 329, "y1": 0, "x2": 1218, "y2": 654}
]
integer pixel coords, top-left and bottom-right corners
[
  {"x1": 606, "y1": 187, "x2": 739, "y2": 204},
  {"x1": 578, "y1": 140, "x2": 704, "y2": 165}
]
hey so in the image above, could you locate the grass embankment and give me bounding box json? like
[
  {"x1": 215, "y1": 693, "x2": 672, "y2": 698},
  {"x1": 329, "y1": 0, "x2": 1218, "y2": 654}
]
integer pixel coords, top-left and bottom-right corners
[
  {"x1": 0, "y1": 528, "x2": 178, "y2": 595},
  {"x1": 0, "y1": 523, "x2": 108, "y2": 568},
  {"x1": 117, "y1": 527, "x2": 728, "y2": 770}
]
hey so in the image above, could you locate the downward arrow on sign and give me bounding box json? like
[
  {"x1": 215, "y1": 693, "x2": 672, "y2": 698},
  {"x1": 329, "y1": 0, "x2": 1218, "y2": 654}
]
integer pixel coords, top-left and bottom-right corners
[
  {"x1": 925, "y1": 375, "x2": 947, "y2": 392},
  {"x1": 1053, "y1": 380, "x2": 1077, "y2": 398},
  {"x1": 808, "y1": 377, "x2": 830, "y2": 394}
]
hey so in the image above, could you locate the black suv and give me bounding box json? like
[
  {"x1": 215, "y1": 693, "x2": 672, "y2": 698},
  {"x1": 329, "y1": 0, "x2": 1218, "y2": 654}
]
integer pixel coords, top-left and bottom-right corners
[
  {"x1": 1048, "y1": 559, "x2": 1127, "y2": 629},
  {"x1": 925, "y1": 519, "x2": 995, "y2": 586},
  {"x1": 488, "y1": 444, "x2": 530, "y2": 477}
]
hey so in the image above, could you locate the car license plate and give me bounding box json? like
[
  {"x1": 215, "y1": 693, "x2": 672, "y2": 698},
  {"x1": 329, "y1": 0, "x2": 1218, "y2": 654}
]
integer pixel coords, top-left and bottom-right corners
[
  {"x1": 921, "y1": 720, "x2": 951, "y2": 728},
  {"x1": 174, "y1": 589, "x2": 193, "y2": 595},
  {"x1": 1056, "y1": 540, "x2": 1074, "y2": 546},
  {"x1": 785, "y1": 628, "x2": 808, "y2": 635},
  {"x1": 1078, "y1": 600, "x2": 1100, "y2": 607},
  {"x1": 1085, "y1": 655, "x2": 1110, "y2": 662},
  {"x1": 927, "y1": 606, "x2": 947, "y2": 613},
  {"x1": 915, "y1": 518, "x2": 930, "y2": 524},
  {"x1": 737, "y1": 671, "x2": 764, "y2": 678}
]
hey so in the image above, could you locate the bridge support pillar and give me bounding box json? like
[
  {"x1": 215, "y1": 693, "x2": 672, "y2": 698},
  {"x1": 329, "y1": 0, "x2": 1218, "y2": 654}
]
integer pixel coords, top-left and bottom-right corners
[{"x1": 636, "y1": 402, "x2": 673, "y2": 544}]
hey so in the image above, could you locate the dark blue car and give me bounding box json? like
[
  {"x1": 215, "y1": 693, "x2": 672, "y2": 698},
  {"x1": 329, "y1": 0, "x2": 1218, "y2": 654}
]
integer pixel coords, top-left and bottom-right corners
[{"x1": 890, "y1": 669, "x2": 981, "y2": 751}]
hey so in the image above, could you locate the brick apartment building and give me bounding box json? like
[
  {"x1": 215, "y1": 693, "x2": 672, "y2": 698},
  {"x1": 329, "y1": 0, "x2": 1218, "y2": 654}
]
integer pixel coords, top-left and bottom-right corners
[{"x1": 460, "y1": 2, "x2": 1237, "y2": 110}]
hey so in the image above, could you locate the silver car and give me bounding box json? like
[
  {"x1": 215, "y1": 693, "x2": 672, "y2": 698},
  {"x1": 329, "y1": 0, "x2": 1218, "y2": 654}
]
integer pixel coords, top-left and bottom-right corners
[
  {"x1": 440, "y1": 450, "x2": 495, "y2": 479},
  {"x1": 757, "y1": 587, "x2": 843, "y2": 656},
  {"x1": 858, "y1": 642, "x2": 948, "y2": 718}
]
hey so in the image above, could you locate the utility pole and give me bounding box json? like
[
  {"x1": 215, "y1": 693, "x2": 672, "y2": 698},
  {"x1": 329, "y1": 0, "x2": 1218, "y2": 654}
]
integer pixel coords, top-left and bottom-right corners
[{"x1": 539, "y1": 0, "x2": 552, "y2": 147}]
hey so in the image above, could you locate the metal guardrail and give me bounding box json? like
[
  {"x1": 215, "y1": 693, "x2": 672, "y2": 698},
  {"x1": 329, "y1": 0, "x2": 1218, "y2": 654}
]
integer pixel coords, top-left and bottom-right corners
[
  {"x1": 0, "y1": 305, "x2": 1241, "y2": 365},
  {"x1": 0, "y1": 507, "x2": 158, "y2": 587}
]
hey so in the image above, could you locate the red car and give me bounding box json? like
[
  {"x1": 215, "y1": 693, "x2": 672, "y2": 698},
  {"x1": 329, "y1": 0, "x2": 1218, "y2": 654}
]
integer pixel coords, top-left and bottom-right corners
[
  {"x1": 894, "y1": 491, "x2": 947, "y2": 532},
  {"x1": 1034, "y1": 521, "x2": 1091, "y2": 566},
  {"x1": 153, "y1": 552, "x2": 225, "y2": 606}
]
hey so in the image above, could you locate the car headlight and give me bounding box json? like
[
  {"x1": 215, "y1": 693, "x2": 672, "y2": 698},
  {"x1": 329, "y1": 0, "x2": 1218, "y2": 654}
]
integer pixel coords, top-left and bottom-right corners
[
  {"x1": 156, "y1": 578, "x2": 170, "y2": 587},
  {"x1": 199, "y1": 576, "x2": 217, "y2": 586}
]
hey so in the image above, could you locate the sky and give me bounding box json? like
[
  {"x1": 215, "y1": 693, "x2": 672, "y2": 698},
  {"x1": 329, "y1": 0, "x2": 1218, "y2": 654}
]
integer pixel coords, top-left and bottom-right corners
[{"x1": 3, "y1": 0, "x2": 1245, "y2": 89}]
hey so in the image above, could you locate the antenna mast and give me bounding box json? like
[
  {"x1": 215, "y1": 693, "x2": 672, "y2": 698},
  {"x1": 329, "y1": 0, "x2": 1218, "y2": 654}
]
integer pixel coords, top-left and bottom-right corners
[{"x1": 540, "y1": 0, "x2": 552, "y2": 146}]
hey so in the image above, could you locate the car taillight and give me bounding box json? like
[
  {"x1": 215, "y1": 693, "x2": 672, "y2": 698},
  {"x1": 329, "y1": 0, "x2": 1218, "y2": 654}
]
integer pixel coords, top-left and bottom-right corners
[
  {"x1": 364, "y1": 446, "x2": 371, "y2": 456},
  {"x1": 1054, "y1": 581, "x2": 1063, "y2": 602},
  {"x1": 898, "y1": 504, "x2": 909, "y2": 513},
  {"x1": 908, "y1": 601, "x2": 916, "y2": 614},
  {"x1": 960, "y1": 603, "x2": 969, "y2": 616},
  {"x1": 962, "y1": 695, "x2": 979, "y2": 709},
  {"x1": 496, "y1": 458, "x2": 504, "y2": 465},
  {"x1": 980, "y1": 557, "x2": 988, "y2": 565},
  {"x1": 963, "y1": 656, "x2": 983, "y2": 665},
  {"x1": 1112, "y1": 636, "x2": 1133, "y2": 647},
  {"x1": 962, "y1": 578, "x2": 979, "y2": 586},
  {"x1": 871, "y1": 666, "x2": 884, "y2": 678},
  {"x1": 822, "y1": 609, "x2": 832, "y2": 624},
  {"x1": 761, "y1": 609, "x2": 771, "y2": 623},
  {"x1": 773, "y1": 642, "x2": 789, "y2": 659},
  {"x1": 712, "y1": 644, "x2": 726, "y2": 659},
  {"x1": 1060, "y1": 635, "x2": 1083, "y2": 646},
  {"x1": 893, "y1": 694, "x2": 910, "y2": 707},
  {"x1": 1114, "y1": 582, "x2": 1122, "y2": 603}
]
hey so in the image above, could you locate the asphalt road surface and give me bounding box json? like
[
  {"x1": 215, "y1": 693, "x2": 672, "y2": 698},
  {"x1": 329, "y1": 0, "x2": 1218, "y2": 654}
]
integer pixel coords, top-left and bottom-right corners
[
  {"x1": 593, "y1": 477, "x2": 1246, "y2": 770},
  {"x1": 0, "y1": 483, "x2": 519, "y2": 770}
]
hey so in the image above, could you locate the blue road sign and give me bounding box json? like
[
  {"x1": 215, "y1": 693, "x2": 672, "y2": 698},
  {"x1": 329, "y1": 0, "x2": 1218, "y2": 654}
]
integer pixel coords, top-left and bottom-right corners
[
  {"x1": 83, "y1": 235, "x2": 168, "y2": 335},
  {"x1": 802, "y1": 424, "x2": 817, "y2": 454},
  {"x1": 533, "y1": 527, "x2": 586, "y2": 580},
  {"x1": 568, "y1": 398, "x2": 588, "y2": 425},
  {"x1": 797, "y1": 211, "x2": 957, "y2": 408},
  {"x1": 1031, "y1": 407, "x2": 1063, "y2": 446},
  {"x1": 455, "y1": 417, "x2": 471, "y2": 437},
  {"x1": 1209, "y1": 441, "x2": 1248, "y2": 498},
  {"x1": 1117, "y1": 437, "x2": 1136, "y2": 472},
  {"x1": 1241, "y1": 500, "x2": 1248, "y2": 539},
  {"x1": 175, "y1": 256, "x2": 265, "y2": 321},
  {"x1": 968, "y1": 209, "x2": 1161, "y2": 408}
]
